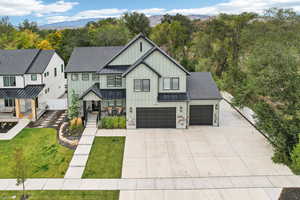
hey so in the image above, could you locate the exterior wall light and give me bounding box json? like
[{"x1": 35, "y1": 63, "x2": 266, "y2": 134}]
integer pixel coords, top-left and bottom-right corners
[
  {"x1": 180, "y1": 106, "x2": 183, "y2": 112},
  {"x1": 129, "y1": 107, "x2": 133, "y2": 113}
]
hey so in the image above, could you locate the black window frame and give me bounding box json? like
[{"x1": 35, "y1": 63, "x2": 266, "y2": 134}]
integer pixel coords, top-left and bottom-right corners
[
  {"x1": 31, "y1": 74, "x2": 37, "y2": 81},
  {"x1": 4, "y1": 98, "x2": 15, "y2": 107},
  {"x1": 92, "y1": 73, "x2": 99, "y2": 81},
  {"x1": 82, "y1": 73, "x2": 89, "y2": 81},
  {"x1": 107, "y1": 75, "x2": 122, "y2": 87},
  {"x1": 61, "y1": 64, "x2": 64, "y2": 73},
  {"x1": 163, "y1": 77, "x2": 180, "y2": 90},
  {"x1": 71, "y1": 74, "x2": 78, "y2": 81},
  {"x1": 3, "y1": 76, "x2": 16, "y2": 87},
  {"x1": 134, "y1": 79, "x2": 150, "y2": 92},
  {"x1": 140, "y1": 42, "x2": 143, "y2": 52},
  {"x1": 54, "y1": 68, "x2": 57, "y2": 77}
]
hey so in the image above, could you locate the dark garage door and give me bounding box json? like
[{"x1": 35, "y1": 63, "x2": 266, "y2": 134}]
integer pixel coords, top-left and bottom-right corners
[
  {"x1": 190, "y1": 105, "x2": 214, "y2": 125},
  {"x1": 136, "y1": 107, "x2": 176, "y2": 128}
]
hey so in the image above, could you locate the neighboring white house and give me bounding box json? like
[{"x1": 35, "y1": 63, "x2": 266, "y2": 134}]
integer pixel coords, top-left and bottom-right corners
[
  {"x1": 66, "y1": 34, "x2": 222, "y2": 129},
  {"x1": 0, "y1": 49, "x2": 66, "y2": 121}
]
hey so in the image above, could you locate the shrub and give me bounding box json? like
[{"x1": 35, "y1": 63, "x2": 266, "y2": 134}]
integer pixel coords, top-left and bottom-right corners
[
  {"x1": 291, "y1": 139, "x2": 300, "y2": 174},
  {"x1": 100, "y1": 116, "x2": 126, "y2": 129}
]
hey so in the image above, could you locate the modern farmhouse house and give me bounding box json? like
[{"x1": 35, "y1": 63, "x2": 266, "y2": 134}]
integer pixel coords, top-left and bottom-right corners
[
  {"x1": 66, "y1": 33, "x2": 222, "y2": 128},
  {"x1": 0, "y1": 49, "x2": 66, "y2": 121}
]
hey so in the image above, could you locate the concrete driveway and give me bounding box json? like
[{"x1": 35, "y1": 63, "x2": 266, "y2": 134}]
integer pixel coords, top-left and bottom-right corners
[{"x1": 120, "y1": 100, "x2": 292, "y2": 178}]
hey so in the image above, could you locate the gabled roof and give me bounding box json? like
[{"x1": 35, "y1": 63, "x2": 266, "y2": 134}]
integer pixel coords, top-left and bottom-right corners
[
  {"x1": 122, "y1": 46, "x2": 190, "y2": 77},
  {"x1": 0, "y1": 49, "x2": 55, "y2": 75},
  {"x1": 122, "y1": 47, "x2": 161, "y2": 77},
  {"x1": 65, "y1": 46, "x2": 124, "y2": 73},
  {"x1": 98, "y1": 33, "x2": 156, "y2": 71},
  {"x1": 0, "y1": 84, "x2": 45, "y2": 98},
  {"x1": 80, "y1": 83, "x2": 126, "y2": 100},
  {"x1": 188, "y1": 72, "x2": 222, "y2": 100}
]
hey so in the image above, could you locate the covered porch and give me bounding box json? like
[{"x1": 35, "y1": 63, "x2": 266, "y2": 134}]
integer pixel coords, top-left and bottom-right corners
[
  {"x1": 0, "y1": 85, "x2": 45, "y2": 121},
  {"x1": 80, "y1": 84, "x2": 126, "y2": 124}
]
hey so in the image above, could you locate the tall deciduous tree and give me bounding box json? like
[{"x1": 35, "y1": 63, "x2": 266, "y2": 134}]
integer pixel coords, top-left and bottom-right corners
[{"x1": 122, "y1": 12, "x2": 150, "y2": 36}]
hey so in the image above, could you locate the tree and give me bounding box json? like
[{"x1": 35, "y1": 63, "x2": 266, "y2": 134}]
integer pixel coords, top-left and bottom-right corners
[
  {"x1": 36, "y1": 40, "x2": 53, "y2": 49},
  {"x1": 18, "y1": 19, "x2": 38, "y2": 33},
  {"x1": 68, "y1": 90, "x2": 80, "y2": 120},
  {"x1": 13, "y1": 148, "x2": 28, "y2": 200},
  {"x1": 122, "y1": 12, "x2": 150, "y2": 36}
]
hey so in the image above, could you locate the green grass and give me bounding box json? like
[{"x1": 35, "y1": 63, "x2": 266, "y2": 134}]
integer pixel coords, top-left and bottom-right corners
[
  {"x1": 0, "y1": 190, "x2": 119, "y2": 200},
  {"x1": 0, "y1": 128, "x2": 74, "y2": 178},
  {"x1": 83, "y1": 137, "x2": 125, "y2": 178}
]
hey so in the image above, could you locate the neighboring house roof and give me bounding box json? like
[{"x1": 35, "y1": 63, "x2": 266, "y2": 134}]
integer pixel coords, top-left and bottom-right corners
[
  {"x1": 27, "y1": 50, "x2": 55, "y2": 74},
  {"x1": 0, "y1": 49, "x2": 55, "y2": 75},
  {"x1": 158, "y1": 93, "x2": 188, "y2": 102},
  {"x1": 99, "y1": 65, "x2": 130, "y2": 74},
  {"x1": 0, "y1": 85, "x2": 45, "y2": 98},
  {"x1": 80, "y1": 83, "x2": 126, "y2": 100},
  {"x1": 65, "y1": 46, "x2": 124, "y2": 73},
  {"x1": 188, "y1": 72, "x2": 222, "y2": 100}
]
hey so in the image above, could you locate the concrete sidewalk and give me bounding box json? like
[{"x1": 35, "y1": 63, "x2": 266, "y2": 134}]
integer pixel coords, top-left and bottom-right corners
[
  {"x1": 0, "y1": 175, "x2": 299, "y2": 191},
  {"x1": 0, "y1": 119, "x2": 30, "y2": 140}
]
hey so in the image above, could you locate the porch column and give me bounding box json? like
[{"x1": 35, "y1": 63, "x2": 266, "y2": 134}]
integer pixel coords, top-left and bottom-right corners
[
  {"x1": 31, "y1": 98, "x2": 37, "y2": 121},
  {"x1": 15, "y1": 99, "x2": 21, "y2": 118}
]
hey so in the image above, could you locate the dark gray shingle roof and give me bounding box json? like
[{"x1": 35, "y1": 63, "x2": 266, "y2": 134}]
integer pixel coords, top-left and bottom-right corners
[
  {"x1": 27, "y1": 50, "x2": 55, "y2": 74},
  {"x1": 158, "y1": 93, "x2": 188, "y2": 102},
  {"x1": 80, "y1": 84, "x2": 126, "y2": 100},
  {"x1": 188, "y1": 72, "x2": 222, "y2": 100},
  {"x1": 65, "y1": 46, "x2": 124, "y2": 73},
  {"x1": 0, "y1": 85, "x2": 45, "y2": 98},
  {"x1": 99, "y1": 66, "x2": 130, "y2": 74},
  {"x1": 0, "y1": 49, "x2": 56, "y2": 75}
]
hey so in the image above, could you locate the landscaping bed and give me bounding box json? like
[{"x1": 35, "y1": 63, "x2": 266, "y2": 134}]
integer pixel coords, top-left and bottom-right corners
[
  {"x1": 82, "y1": 137, "x2": 125, "y2": 178},
  {"x1": 0, "y1": 190, "x2": 119, "y2": 200},
  {"x1": 0, "y1": 128, "x2": 74, "y2": 178},
  {"x1": 279, "y1": 188, "x2": 300, "y2": 200},
  {"x1": 99, "y1": 116, "x2": 126, "y2": 129},
  {"x1": 0, "y1": 121, "x2": 17, "y2": 133}
]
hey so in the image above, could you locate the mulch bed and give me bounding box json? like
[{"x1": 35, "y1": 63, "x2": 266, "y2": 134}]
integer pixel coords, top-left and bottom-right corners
[
  {"x1": 0, "y1": 121, "x2": 17, "y2": 133},
  {"x1": 279, "y1": 188, "x2": 300, "y2": 200}
]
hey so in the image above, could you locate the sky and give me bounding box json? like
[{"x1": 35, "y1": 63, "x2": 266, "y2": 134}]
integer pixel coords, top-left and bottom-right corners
[{"x1": 1, "y1": 0, "x2": 300, "y2": 25}]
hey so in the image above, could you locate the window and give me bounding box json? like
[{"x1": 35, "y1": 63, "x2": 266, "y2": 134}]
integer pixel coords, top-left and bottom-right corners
[
  {"x1": 107, "y1": 75, "x2": 122, "y2": 87},
  {"x1": 4, "y1": 98, "x2": 15, "y2": 107},
  {"x1": 31, "y1": 74, "x2": 37, "y2": 81},
  {"x1": 71, "y1": 74, "x2": 78, "y2": 81},
  {"x1": 107, "y1": 99, "x2": 123, "y2": 107},
  {"x1": 108, "y1": 100, "x2": 115, "y2": 107},
  {"x1": 54, "y1": 68, "x2": 57, "y2": 77},
  {"x1": 134, "y1": 79, "x2": 150, "y2": 92},
  {"x1": 163, "y1": 77, "x2": 179, "y2": 90},
  {"x1": 92, "y1": 73, "x2": 99, "y2": 81},
  {"x1": 82, "y1": 73, "x2": 89, "y2": 81},
  {"x1": 47, "y1": 72, "x2": 49, "y2": 76},
  {"x1": 3, "y1": 76, "x2": 16, "y2": 87},
  {"x1": 61, "y1": 64, "x2": 64, "y2": 72},
  {"x1": 116, "y1": 99, "x2": 123, "y2": 107},
  {"x1": 44, "y1": 73, "x2": 47, "y2": 77}
]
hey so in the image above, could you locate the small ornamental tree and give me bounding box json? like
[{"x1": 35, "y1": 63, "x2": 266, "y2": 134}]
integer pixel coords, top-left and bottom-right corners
[
  {"x1": 68, "y1": 90, "x2": 80, "y2": 120},
  {"x1": 13, "y1": 148, "x2": 28, "y2": 200}
]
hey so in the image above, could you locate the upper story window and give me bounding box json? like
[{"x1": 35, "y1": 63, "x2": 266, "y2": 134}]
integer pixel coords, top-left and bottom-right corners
[
  {"x1": 134, "y1": 79, "x2": 150, "y2": 92},
  {"x1": 31, "y1": 74, "x2": 37, "y2": 81},
  {"x1": 82, "y1": 73, "x2": 89, "y2": 81},
  {"x1": 54, "y1": 68, "x2": 57, "y2": 77},
  {"x1": 71, "y1": 74, "x2": 78, "y2": 81},
  {"x1": 163, "y1": 77, "x2": 179, "y2": 90},
  {"x1": 92, "y1": 73, "x2": 99, "y2": 81},
  {"x1": 107, "y1": 75, "x2": 122, "y2": 87},
  {"x1": 140, "y1": 42, "x2": 143, "y2": 52},
  {"x1": 3, "y1": 76, "x2": 16, "y2": 87},
  {"x1": 61, "y1": 64, "x2": 64, "y2": 73}
]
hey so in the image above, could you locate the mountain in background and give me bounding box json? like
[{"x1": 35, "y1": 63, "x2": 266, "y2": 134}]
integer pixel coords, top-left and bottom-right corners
[{"x1": 39, "y1": 15, "x2": 211, "y2": 30}]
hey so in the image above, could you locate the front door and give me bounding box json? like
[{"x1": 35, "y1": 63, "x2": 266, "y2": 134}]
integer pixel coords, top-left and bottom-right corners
[{"x1": 91, "y1": 101, "x2": 100, "y2": 111}]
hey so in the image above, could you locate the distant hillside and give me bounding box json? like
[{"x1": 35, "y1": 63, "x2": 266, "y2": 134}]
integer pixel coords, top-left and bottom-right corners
[{"x1": 39, "y1": 15, "x2": 211, "y2": 30}]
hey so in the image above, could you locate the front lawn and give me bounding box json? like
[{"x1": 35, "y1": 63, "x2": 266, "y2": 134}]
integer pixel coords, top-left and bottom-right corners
[
  {"x1": 0, "y1": 128, "x2": 74, "y2": 178},
  {"x1": 83, "y1": 137, "x2": 125, "y2": 178},
  {"x1": 0, "y1": 190, "x2": 119, "y2": 200}
]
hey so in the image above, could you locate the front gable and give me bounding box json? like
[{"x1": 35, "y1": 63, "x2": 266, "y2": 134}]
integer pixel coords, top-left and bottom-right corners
[
  {"x1": 82, "y1": 91, "x2": 102, "y2": 101},
  {"x1": 109, "y1": 37, "x2": 153, "y2": 66}
]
